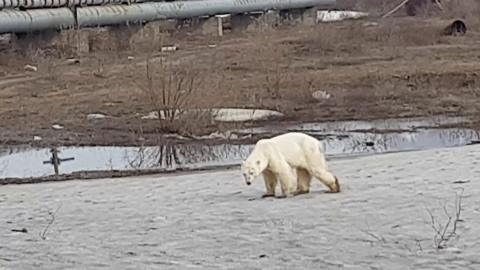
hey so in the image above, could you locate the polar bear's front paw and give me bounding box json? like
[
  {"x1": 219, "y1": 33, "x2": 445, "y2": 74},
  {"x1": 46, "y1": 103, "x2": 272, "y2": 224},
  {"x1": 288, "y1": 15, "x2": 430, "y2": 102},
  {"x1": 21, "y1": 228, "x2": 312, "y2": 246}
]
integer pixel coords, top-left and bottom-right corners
[
  {"x1": 293, "y1": 189, "x2": 310, "y2": 196},
  {"x1": 328, "y1": 176, "x2": 341, "y2": 193},
  {"x1": 262, "y1": 193, "x2": 275, "y2": 198},
  {"x1": 277, "y1": 193, "x2": 294, "y2": 199}
]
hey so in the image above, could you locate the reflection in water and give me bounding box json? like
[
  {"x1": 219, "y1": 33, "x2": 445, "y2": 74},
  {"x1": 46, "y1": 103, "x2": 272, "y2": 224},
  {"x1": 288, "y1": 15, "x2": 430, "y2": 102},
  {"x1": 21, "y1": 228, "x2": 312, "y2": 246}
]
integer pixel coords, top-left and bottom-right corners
[
  {"x1": 125, "y1": 143, "x2": 252, "y2": 171},
  {"x1": 0, "y1": 125, "x2": 479, "y2": 179},
  {"x1": 0, "y1": 145, "x2": 33, "y2": 158},
  {"x1": 127, "y1": 144, "x2": 181, "y2": 169},
  {"x1": 322, "y1": 129, "x2": 480, "y2": 156}
]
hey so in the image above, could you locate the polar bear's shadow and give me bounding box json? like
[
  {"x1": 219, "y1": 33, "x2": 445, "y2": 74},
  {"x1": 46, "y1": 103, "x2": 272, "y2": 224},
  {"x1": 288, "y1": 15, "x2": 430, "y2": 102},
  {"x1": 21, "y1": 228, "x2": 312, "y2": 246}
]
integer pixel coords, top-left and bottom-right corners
[{"x1": 246, "y1": 189, "x2": 334, "y2": 201}]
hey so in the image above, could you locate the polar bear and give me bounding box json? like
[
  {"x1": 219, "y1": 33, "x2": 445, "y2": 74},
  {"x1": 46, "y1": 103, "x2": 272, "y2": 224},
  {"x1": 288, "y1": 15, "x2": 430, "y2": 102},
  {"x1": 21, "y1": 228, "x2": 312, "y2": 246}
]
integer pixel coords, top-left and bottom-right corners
[{"x1": 241, "y1": 132, "x2": 340, "y2": 198}]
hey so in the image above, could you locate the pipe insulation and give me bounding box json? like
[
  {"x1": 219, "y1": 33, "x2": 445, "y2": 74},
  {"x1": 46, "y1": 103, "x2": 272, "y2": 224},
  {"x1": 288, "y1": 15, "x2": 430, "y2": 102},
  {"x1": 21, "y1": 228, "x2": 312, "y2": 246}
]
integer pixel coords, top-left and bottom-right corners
[
  {"x1": 77, "y1": 0, "x2": 336, "y2": 27},
  {"x1": 0, "y1": 0, "x2": 144, "y2": 10},
  {"x1": 0, "y1": 0, "x2": 336, "y2": 34},
  {"x1": 0, "y1": 8, "x2": 75, "y2": 33}
]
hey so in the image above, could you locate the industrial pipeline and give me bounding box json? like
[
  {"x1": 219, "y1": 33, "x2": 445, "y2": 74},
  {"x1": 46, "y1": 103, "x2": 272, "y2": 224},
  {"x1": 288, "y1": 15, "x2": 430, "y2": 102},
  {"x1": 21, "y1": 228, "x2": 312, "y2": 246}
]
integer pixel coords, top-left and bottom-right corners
[{"x1": 0, "y1": 0, "x2": 336, "y2": 34}]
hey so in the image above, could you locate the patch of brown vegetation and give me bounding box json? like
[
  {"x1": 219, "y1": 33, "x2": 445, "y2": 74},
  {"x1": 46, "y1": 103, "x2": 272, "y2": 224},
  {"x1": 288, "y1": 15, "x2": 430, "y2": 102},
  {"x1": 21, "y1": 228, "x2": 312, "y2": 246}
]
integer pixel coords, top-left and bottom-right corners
[{"x1": 1, "y1": 4, "x2": 480, "y2": 146}]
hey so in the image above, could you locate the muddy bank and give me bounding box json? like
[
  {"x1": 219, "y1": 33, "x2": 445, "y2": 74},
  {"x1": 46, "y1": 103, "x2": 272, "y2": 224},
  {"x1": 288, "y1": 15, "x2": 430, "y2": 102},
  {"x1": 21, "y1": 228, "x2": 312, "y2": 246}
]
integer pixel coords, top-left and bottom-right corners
[{"x1": 0, "y1": 144, "x2": 479, "y2": 269}]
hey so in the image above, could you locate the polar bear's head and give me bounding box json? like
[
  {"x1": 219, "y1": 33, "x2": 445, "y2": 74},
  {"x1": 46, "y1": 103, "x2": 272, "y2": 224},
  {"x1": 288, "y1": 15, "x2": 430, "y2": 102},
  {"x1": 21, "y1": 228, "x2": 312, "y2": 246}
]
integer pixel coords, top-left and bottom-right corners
[{"x1": 241, "y1": 155, "x2": 268, "y2": 186}]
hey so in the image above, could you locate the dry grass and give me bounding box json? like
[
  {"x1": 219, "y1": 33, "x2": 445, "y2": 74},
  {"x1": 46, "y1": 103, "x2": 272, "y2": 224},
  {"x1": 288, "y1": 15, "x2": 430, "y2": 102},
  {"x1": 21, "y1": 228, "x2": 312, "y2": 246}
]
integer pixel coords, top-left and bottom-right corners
[
  {"x1": 312, "y1": 18, "x2": 443, "y2": 49},
  {"x1": 339, "y1": 0, "x2": 480, "y2": 23},
  {"x1": 441, "y1": 0, "x2": 480, "y2": 27},
  {"x1": 337, "y1": 0, "x2": 398, "y2": 15},
  {"x1": 2, "y1": 9, "x2": 480, "y2": 146}
]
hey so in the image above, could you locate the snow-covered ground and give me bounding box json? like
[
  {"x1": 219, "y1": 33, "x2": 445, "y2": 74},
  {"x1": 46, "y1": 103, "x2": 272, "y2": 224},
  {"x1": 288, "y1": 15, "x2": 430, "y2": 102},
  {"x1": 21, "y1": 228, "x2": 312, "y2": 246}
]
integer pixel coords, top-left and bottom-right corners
[{"x1": 1, "y1": 145, "x2": 480, "y2": 269}]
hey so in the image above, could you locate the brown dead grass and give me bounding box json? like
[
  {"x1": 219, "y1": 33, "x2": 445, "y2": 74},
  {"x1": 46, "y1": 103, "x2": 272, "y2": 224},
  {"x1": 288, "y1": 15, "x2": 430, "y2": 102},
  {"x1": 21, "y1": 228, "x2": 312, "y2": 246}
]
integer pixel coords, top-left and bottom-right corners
[
  {"x1": 337, "y1": 0, "x2": 398, "y2": 15},
  {"x1": 1, "y1": 11, "x2": 480, "y2": 146},
  {"x1": 338, "y1": 0, "x2": 480, "y2": 24}
]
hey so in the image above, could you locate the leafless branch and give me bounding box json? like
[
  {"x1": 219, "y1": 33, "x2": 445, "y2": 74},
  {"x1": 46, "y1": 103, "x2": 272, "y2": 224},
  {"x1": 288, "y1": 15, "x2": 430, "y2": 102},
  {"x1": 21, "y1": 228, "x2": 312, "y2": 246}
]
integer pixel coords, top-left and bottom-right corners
[
  {"x1": 135, "y1": 55, "x2": 211, "y2": 136},
  {"x1": 426, "y1": 189, "x2": 464, "y2": 249},
  {"x1": 39, "y1": 204, "x2": 62, "y2": 240},
  {"x1": 361, "y1": 229, "x2": 387, "y2": 244}
]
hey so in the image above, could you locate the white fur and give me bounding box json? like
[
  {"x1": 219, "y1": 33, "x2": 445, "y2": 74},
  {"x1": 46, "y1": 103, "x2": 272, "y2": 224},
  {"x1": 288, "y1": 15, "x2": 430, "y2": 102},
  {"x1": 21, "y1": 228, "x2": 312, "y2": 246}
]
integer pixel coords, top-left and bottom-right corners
[{"x1": 241, "y1": 132, "x2": 340, "y2": 198}]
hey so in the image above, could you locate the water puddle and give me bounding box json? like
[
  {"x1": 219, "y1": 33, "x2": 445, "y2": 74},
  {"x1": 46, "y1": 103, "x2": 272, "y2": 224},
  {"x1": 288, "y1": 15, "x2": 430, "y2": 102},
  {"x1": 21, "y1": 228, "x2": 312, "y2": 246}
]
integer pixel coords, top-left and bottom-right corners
[
  {"x1": 235, "y1": 115, "x2": 470, "y2": 134},
  {"x1": 0, "y1": 116, "x2": 478, "y2": 179}
]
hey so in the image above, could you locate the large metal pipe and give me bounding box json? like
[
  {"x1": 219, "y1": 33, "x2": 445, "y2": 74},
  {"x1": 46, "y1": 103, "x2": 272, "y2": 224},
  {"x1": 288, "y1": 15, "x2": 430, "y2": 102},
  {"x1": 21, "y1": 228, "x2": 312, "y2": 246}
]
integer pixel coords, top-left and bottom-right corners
[
  {"x1": 0, "y1": 0, "x2": 336, "y2": 34},
  {"x1": 77, "y1": 0, "x2": 335, "y2": 27},
  {"x1": 0, "y1": 0, "x2": 144, "y2": 10},
  {"x1": 0, "y1": 8, "x2": 75, "y2": 33}
]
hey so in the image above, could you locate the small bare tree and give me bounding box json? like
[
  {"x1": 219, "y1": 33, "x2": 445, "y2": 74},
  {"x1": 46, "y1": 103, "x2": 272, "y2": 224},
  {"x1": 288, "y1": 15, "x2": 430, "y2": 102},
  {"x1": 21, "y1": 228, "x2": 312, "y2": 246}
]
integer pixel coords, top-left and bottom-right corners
[
  {"x1": 148, "y1": 57, "x2": 195, "y2": 121},
  {"x1": 262, "y1": 42, "x2": 290, "y2": 101},
  {"x1": 426, "y1": 189, "x2": 464, "y2": 249},
  {"x1": 136, "y1": 55, "x2": 209, "y2": 135}
]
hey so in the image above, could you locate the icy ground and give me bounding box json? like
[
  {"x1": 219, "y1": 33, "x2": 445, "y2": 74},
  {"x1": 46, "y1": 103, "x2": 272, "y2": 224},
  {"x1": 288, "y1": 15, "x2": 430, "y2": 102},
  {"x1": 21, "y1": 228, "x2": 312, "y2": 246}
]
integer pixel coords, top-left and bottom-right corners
[{"x1": 1, "y1": 145, "x2": 480, "y2": 269}]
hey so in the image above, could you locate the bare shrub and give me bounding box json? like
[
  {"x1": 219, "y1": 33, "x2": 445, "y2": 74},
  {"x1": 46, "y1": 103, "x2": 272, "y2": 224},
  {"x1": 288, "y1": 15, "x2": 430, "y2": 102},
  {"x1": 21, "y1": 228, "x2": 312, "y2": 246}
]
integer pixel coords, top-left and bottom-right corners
[
  {"x1": 248, "y1": 12, "x2": 280, "y2": 33},
  {"x1": 426, "y1": 189, "x2": 464, "y2": 249},
  {"x1": 39, "y1": 204, "x2": 62, "y2": 240},
  {"x1": 135, "y1": 55, "x2": 214, "y2": 136},
  {"x1": 92, "y1": 53, "x2": 108, "y2": 79},
  {"x1": 129, "y1": 21, "x2": 176, "y2": 53},
  {"x1": 51, "y1": 29, "x2": 88, "y2": 58},
  {"x1": 260, "y1": 37, "x2": 291, "y2": 101},
  {"x1": 247, "y1": 31, "x2": 319, "y2": 113},
  {"x1": 359, "y1": 220, "x2": 428, "y2": 252}
]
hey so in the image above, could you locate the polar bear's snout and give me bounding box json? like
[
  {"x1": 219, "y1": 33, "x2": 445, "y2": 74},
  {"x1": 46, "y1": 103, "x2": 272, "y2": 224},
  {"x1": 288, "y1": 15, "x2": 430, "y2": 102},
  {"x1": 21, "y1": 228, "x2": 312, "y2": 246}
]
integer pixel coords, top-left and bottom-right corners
[
  {"x1": 241, "y1": 161, "x2": 257, "y2": 186},
  {"x1": 243, "y1": 173, "x2": 253, "y2": 185}
]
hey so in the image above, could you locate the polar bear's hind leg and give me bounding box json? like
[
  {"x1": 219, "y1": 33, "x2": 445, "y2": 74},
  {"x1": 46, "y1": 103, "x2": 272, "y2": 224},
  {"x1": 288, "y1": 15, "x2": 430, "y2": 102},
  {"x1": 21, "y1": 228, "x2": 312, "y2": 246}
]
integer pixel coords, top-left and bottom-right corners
[
  {"x1": 294, "y1": 168, "x2": 311, "y2": 195},
  {"x1": 276, "y1": 167, "x2": 296, "y2": 198}
]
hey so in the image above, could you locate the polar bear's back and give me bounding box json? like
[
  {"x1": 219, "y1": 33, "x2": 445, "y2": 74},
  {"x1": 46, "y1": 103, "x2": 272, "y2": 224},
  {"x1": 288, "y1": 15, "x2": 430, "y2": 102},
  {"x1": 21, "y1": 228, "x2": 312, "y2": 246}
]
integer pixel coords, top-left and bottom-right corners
[
  {"x1": 263, "y1": 132, "x2": 325, "y2": 168},
  {"x1": 268, "y1": 132, "x2": 321, "y2": 148}
]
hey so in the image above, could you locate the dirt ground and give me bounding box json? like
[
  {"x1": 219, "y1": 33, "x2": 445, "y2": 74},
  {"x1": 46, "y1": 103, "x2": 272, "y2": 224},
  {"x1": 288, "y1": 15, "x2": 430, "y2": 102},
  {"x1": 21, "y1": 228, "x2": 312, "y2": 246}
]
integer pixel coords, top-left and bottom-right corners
[
  {"x1": 1, "y1": 1, "x2": 480, "y2": 147},
  {"x1": 1, "y1": 144, "x2": 479, "y2": 269}
]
